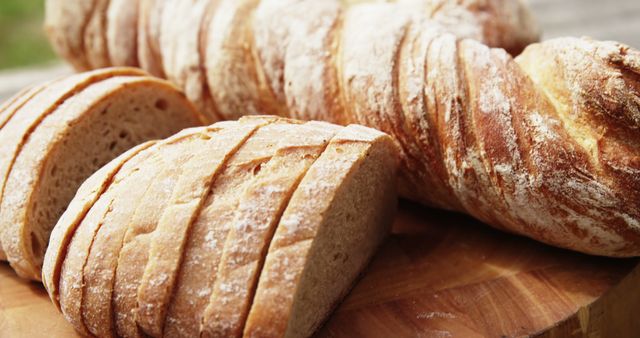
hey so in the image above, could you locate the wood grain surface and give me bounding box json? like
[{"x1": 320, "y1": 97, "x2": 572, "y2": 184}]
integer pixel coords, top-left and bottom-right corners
[{"x1": 1, "y1": 202, "x2": 639, "y2": 337}]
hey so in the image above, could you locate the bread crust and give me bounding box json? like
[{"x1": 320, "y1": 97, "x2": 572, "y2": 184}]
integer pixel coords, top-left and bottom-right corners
[
  {"x1": 58, "y1": 142, "x2": 160, "y2": 336},
  {"x1": 137, "y1": 0, "x2": 165, "y2": 77},
  {"x1": 200, "y1": 121, "x2": 340, "y2": 338},
  {"x1": 135, "y1": 119, "x2": 270, "y2": 337}
]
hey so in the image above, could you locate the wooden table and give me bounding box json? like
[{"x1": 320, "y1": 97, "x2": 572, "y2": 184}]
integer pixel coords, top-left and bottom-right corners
[{"x1": 1, "y1": 202, "x2": 639, "y2": 337}]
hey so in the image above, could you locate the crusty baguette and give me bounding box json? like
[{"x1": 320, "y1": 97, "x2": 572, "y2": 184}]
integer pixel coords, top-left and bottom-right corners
[
  {"x1": 0, "y1": 74, "x2": 203, "y2": 281},
  {"x1": 81, "y1": 126, "x2": 219, "y2": 337},
  {"x1": 42, "y1": 140, "x2": 156, "y2": 309},
  {"x1": 243, "y1": 125, "x2": 398, "y2": 337},
  {"x1": 135, "y1": 119, "x2": 271, "y2": 337},
  {"x1": 106, "y1": 0, "x2": 139, "y2": 66},
  {"x1": 200, "y1": 121, "x2": 340, "y2": 338},
  {"x1": 162, "y1": 121, "x2": 305, "y2": 337}
]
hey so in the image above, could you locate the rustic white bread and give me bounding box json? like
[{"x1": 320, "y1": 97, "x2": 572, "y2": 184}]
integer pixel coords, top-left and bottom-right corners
[
  {"x1": 0, "y1": 69, "x2": 204, "y2": 281},
  {"x1": 243, "y1": 125, "x2": 398, "y2": 337},
  {"x1": 200, "y1": 120, "x2": 340, "y2": 338},
  {"x1": 42, "y1": 140, "x2": 156, "y2": 309},
  {"x1": 163, "y1": 120, "x2": 306, "y2": 338},
  {"x1": 46, "y1": 117, "x2": 398, "y2": 337}
]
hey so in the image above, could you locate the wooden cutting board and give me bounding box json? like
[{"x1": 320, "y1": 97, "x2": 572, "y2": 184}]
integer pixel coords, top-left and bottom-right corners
[{"x1": 0, "y1": 201, "x2": 638, "y2": 337}]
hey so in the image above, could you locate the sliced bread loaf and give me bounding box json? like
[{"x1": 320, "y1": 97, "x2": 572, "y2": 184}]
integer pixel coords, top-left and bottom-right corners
[
  {"x1": 1, "y1": 69, "x2": 204, "y2": 280},
  {"x1": 46, "y1": 117, "x2": 398, "y2": 338},
  {"x1": 243, "y1": 125, "x2": 398, "y2": 338}
]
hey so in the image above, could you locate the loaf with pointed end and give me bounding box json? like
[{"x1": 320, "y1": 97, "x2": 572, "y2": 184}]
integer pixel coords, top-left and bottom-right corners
[
  {"x1": 0, "y1": 68, "x2": 205, "y2": 281},
  {"x1": 44, "y1": 116, "x2": 398, "y2": 337}
]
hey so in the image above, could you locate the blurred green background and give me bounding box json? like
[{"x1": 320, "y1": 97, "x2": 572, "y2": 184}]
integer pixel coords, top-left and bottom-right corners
[{"x1": 0, "y1": 0, "x2": 56, "y2": 70}]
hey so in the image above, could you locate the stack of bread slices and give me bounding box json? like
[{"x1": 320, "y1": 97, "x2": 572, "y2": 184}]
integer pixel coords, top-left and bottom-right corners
[
  {"x1": 0, "y1": 68, "x2": 205, "y2": 281},
  {"x1": 41, "y1": 115, "x2": 398, "y2": 337}
]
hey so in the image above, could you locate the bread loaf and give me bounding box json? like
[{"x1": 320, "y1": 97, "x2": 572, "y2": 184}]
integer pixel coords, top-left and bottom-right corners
[
  {"x1": 0, "y1": 68, "x2": 205, "y2": 281},
  {"x1": 44, "y1": 0, "x2": 640, "y2": 256},
  {"x1": 44, "y1": 116, "x2": 398, "y2": 337}
]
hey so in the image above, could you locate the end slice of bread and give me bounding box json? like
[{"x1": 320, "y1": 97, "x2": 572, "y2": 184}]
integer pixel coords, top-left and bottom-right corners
[
  {"x1": 42, "y1": 139, "x2": 155, "y2": 309},
  {"x1": 243, "y1": 124, "x2": 398, "y2": 338},
  {"x1": 0, "y1": 74, "x2": 203, "y2": 281}
]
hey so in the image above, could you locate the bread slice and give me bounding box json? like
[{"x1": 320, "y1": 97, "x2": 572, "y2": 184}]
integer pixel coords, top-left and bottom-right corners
[
  {"x1": 162, "y1": 120, "x2": 310, "y2": 337},
  {"x1": 137, "y1": 0, "x2": 165, "y2": 77},
  {"x1": 199, "y1": 121, "x2": 341, "y2": 338},
  {"x1": 0, "y1": 69, "x2": 145, "y2": 262},
  {"x1": 134, "y1": 118, "x2": 273, "y2": 337},
  {"x1": 44, "y1": 0, "x2": 96, "y2": 70},
  {"x1": 106, "y1": 0, "x2": 139, "y2": 66},
  {"x1": 42, "y1": 140, "x2": 155, "y2": 309},
  {"x1": 243, "y1": 125, "x2": 398, "y2": 338},
  {"x1": 58, "y1": 141, "x2": 160, "y2": 336},
  {"x1": 84, "y1": 0, "x2": 112, "y2": 69},
  {"x1": 0, "y1": 72, "x2": 203, "y2": 280},
  {"x1": 283, "y1": 1, "x2": 345, "y2": 123},
  {"x1": 205, "y1": 0, "x2": 266, "y2": 120},
  {"x1": 163, "y1": 0, "x2": 221, "y2": 123},
  {"x1": 81, "y1": 126, "x2": 223, "y2": 337}
]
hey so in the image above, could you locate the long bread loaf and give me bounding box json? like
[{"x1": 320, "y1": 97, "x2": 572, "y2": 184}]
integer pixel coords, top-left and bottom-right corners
[{"x1": 44, "y1": 0, "x2": 640, "y2": 256}]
